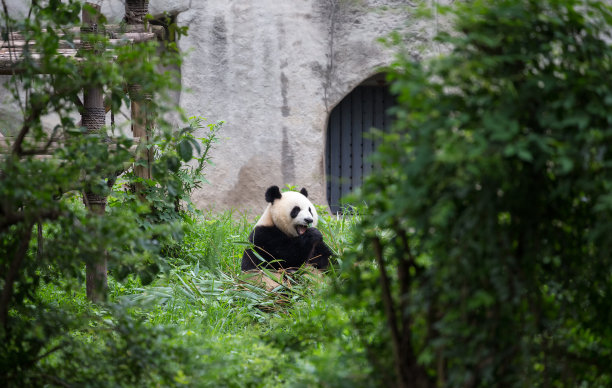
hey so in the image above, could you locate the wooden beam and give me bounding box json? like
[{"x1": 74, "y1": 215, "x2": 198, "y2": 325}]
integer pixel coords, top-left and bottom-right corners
[
  {"x1": 0, "y1": 49, "x2": 81, "y2": 75},
  {"x1": 1, "y1": 35, "x2": 155, "y2": 49},
  {"x1": 0, "y1": 24, "x2": 161, "y2": 75},
  {"x1": 0, "y1": 136, "x2": 140, "y2": 155},
  {"x1": 3, "y1": 25, "x2": 163, "y2": 40}
]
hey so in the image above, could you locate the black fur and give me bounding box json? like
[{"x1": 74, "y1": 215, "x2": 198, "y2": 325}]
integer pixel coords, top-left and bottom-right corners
[
  {"x1": 241, "y1": 225, "x2": 332, "y2": 271},
  {"x1": 300, "y1": 188, "x2": 308, "y2": 197},
  {"x1": 265, "y1": 186, "x2": 282, "y2": 203},
  {"x1": 290, "y1": 206, "x2": 300, "y2": 218}
]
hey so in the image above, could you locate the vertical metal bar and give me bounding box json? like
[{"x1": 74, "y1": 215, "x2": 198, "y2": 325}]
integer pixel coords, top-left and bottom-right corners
[
  {"x1": 362, "y1": 86, "x2": 374, "y2": 177},
  {"x1": 340, "y1": 93, "x2": 352, "y2": 208},
  {"x1": 328, "y1": 105, "x2": 341, "y2": 213},
  {"x1": 383, "y1": 87, "x2": 395, "y2": 133},
  {"x1": 325, "y1": 119, "x2": 331, "y2": 211},
  {"x1": 373, "y1": 86, "x2": 384, "y2": 143},
  {"x1": 373, "y1": 86, "x2": 384, "y2": 168},
  {"x1": 351, "y1": 86, "x2": 363, "y2": 193}
]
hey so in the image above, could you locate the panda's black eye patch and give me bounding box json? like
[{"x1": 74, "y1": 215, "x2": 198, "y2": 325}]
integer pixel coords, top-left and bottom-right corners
[
  {"x1": 290, "y1": 206, "x2": 300, "y2": 218},
  {"x1": 309, "y1": 207, "x2": 313, "y2": 216}
]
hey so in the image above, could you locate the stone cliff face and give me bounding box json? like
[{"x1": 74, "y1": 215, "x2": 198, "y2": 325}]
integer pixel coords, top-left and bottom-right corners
[
  {"x1": 3, "y1": 0, "x2": 442, "y2": 215},
  {"x1": 166, "y1": 0, "x2": 431, "y2": 215}
]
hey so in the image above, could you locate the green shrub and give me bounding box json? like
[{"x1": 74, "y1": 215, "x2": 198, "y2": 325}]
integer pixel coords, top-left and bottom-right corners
[
  {"x1": 343, "y1": 1, "x2": 612, "y2": 387},
  {"x1": 0, "y1": 1, "x2": 201, "y2": 385}
]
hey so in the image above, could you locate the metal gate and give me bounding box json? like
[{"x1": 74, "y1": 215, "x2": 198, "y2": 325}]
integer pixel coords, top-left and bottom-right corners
[{"x1": 326, "y1": 84, "x2": 395, "y2": 213}]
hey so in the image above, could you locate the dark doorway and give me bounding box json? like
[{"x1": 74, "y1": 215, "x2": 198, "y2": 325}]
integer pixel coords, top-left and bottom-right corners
[{"x1": 326, "y1": 74, "x2": 395, "y2": 213}]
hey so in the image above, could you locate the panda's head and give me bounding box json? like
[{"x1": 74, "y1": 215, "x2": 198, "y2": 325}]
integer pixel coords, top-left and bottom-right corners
[{"x1": 256, "y1": 185, "x2": 318, "y2": 237}]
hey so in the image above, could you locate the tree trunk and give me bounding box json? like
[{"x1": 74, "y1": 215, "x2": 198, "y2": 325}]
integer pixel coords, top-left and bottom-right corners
[
  {"x1": 81, "y1": 3, "x2": 108, "y2": 303},
  {"x1": 372, "y1": 237, "x2": 433, "y2": 388},
  {"x1": 0, "y1": 224, "x2": 33, "y2": 329}
]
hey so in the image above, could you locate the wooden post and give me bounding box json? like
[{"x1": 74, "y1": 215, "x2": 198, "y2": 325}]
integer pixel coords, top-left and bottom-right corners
[
  {"x1": 81, "y1": 3, "x2": 108, "y2": 303},
  {"x1": 125, "y1": 0, "x2": 153, "y2": 198},
  {"x1": 128, "y1": 84, "x2": 153, "y2": 197}
]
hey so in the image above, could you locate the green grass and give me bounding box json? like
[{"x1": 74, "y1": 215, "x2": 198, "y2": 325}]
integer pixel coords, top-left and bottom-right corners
[
  {"x1": 167, "y1": 210, "x2": 252, "y2": 272},
  {"x1": 34, "y1": 209, "x2": 372, "y2": 387}
]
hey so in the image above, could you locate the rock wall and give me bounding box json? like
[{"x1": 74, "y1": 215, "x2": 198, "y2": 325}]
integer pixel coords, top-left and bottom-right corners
[
  {"x1": 3, "y1": 0, "x2": 440, "y2": 215},
  {"x1": 168, "y1": 0, "x2": 426, "y2": 215}
]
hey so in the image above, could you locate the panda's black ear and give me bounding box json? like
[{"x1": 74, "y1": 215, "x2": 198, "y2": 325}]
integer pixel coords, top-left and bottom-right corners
[
  {"x1": 300, "y1": 188, "x2": 308, "y2": 197},
  {"x1": 265, "y1": 186, "x2": 282, "y2": 203}
]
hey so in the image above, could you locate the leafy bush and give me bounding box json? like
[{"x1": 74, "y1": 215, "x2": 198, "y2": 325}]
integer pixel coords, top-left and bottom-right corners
[
  {"x1": 343, "y1": 0, "x2": 612, "y2": 387},
  {"x1": 0, "y1": 1, "x2": 209, "y2": 385},
  {"x1": 113, "y1": 116, "x2": 223, "y2": 225}
]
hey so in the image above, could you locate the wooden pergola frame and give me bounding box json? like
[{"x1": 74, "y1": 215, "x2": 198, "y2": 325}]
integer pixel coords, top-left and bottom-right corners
[{"x1": 0, "y1": 0, "x2": 163, "y2": 302}]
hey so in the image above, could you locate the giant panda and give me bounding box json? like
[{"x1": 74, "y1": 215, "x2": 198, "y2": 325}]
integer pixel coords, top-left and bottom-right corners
[{"x1": 241, "y1": 185, "x2": 332, "y2": 272}]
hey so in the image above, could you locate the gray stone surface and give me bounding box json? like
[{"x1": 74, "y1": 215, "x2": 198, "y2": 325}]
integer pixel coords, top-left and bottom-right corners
[
  {"x1": 173, "y1": 0, "x2": 427, "y2": 215},
  {"x1": 2, "y1": 0, "x2": 442, "y2": 215}
]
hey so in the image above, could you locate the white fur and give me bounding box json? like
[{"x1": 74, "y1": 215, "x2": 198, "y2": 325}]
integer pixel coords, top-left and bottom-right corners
[{"x1": 255, "y1": 190, "x2": 318, "y2": 237}]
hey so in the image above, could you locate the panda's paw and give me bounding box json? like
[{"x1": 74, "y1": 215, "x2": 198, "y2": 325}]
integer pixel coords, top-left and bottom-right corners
[{"x1": 302, "y1": 227, "x2": 323, "y2": 243}]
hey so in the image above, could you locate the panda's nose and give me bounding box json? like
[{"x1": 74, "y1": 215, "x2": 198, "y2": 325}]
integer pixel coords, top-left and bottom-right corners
[{"x1": 304, "y1": 217, "x2": 313, "y2": 225}]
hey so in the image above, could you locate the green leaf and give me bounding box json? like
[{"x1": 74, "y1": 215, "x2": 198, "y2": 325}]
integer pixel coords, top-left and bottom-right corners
[{"x1": 178, "y1": 139, "x2": 193, "y2": 162}]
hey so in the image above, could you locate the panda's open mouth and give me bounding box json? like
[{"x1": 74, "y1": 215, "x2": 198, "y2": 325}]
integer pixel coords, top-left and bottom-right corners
[{"x1": 296, "y1": 225, "x2": 308, "y2": 235}]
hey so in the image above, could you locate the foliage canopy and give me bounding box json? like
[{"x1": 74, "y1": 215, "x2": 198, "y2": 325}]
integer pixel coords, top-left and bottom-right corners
[
  {"x1": 344, "y1": 0, "x2": 612, "y2": 386},
  {"x1": 0, "y1": 1, "x2": 216, "y2": 385}
]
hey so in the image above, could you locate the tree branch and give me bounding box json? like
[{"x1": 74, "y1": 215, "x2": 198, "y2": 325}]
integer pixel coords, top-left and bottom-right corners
[
  {"x1": 39, "y1": 374, "x2": 71, "y2": 388},
  {"x1": 17, "y1": 125, "x2": 62, "y2": 156},
  {"x1": 0, "y1": 209, "x2": 65, "y2": 231},
  {"x1": 0, "y1": 223, "x2": 33, "y2": 329},
  {"x1": 32, "y1": 343, "x2": 65, "y2": 364},
  {"x1": 372, "y1": 236, "x2": 406, "y2": 387},
  {"x1": 11, "y1": 103, "x2": 45, "y2": 157}
]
